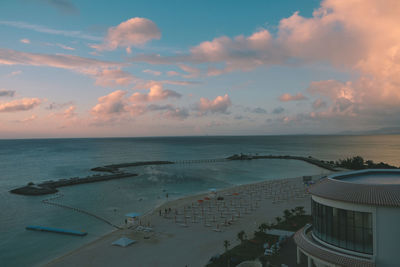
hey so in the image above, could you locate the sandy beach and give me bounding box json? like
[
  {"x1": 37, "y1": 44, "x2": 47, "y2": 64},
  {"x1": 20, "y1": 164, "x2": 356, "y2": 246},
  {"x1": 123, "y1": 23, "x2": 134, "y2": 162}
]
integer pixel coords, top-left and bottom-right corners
[{"x1": 45, "y1": 175, "x2": 323, "y2": 267}]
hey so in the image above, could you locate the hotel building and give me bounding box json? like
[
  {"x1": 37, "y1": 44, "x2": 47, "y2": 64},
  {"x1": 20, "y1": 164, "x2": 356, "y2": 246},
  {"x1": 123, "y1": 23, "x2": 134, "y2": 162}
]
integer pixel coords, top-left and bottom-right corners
[{"x1": 295, "y1": 169, "x2": 400, "y2": 267}]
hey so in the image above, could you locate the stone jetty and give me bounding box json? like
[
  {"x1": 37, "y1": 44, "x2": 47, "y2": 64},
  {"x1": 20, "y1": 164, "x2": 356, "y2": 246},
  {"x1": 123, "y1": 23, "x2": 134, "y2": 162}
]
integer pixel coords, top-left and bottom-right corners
[
  {"x1": 226, "y1": 154, "x2": 338, "y2": 171},
  {"x1": 10, "y1": 173, "x2": 137, "y2": 196}
]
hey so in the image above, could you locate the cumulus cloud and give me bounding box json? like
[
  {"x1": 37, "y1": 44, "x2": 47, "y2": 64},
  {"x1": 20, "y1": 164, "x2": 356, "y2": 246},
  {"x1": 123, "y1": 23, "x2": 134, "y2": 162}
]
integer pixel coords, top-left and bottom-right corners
[
  {"x1": 312, "y1": 99, "x2": 327, "y2": 109},
  {"x1": 20, "y1": 39, "x2": 30, "y2": 44},
  {"x1": 129, "y1": 0, "x2": 400, "y2": 131},
  {"x1": 130, "y1": 83, "x2": 181, "y2": 103},
  {"x1": 163, "y1": 108, "x2": 189, "y2": 120},
  {"x1": 307, "y1": 79, "x2": 358, "y2": 117},
  {"x1": 91, "y1": 90, "x2": 129, "y2": 117},
  {"x1": 91, "y1": 90, "x2": 188, "y2": 123},
  {"x1": 147, "y1": 104, "x2": 189, "y2": 120},
  {"x1": 197, "y1": 94, "x2": 232, "y2": 115},
  {"x1": 0, "y1": 98, "x2": 41, "y2": 112},
  {"x1": 91, "y1": 69, "x2": 136, "y2": 87},
  {"x1": 92, "y1": 17, "x2": 161, "y2": 52},
  {"x1": 63, "y1": 105, "x2": 77, "y2": 119},
  {"x1": 279, "y1": 92, "x2": 307, "y2": 102},
  {"x1": 0, "y1": 89, "x2": 15, "y2": 97},
  {"x1": 131, "y1": 28, "x2": 280, "y2": 74}
]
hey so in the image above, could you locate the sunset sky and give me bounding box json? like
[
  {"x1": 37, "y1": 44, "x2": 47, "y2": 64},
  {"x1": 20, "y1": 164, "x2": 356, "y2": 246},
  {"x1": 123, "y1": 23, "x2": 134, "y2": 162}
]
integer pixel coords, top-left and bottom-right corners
[{"x1": 0, "y1": 0, "x2": 399, "y2": 138}]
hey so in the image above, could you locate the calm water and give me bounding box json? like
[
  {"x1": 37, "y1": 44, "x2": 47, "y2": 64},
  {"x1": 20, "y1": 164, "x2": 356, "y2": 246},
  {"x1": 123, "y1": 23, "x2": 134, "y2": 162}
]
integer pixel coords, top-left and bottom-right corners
[
  {"x1": 1, "y1": 135, "x2": 399, "y2": 266},
  {"x1": 345, "y1": 172, "x2": 400, "y2": 184}
]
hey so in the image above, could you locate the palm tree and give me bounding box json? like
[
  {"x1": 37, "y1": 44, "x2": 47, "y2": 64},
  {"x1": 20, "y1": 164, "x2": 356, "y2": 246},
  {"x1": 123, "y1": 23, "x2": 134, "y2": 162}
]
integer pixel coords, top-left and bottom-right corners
[
  {"x1": 283, "y1": 209, "x2": 292, "y2": 221},
  {"x1": 223, "y1": 240, "x2": 230, "y2": 252},
  {"x1": 275, "y1": 216, "x2": 282, "y2": 224},
  {"x1": 258, "y1": 223, "x2": 269, "y2": 233},
  {"x1": 237, "y1": 230, "x2": 246, "y2": 243},
  {"x1": 294, "y1": 206, "x2": 305, "y2": 216}
]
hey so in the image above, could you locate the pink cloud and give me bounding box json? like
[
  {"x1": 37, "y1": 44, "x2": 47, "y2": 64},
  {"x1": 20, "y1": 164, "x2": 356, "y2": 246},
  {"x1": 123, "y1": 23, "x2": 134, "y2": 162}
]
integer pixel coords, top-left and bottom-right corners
[
  {"x1": 147, "y1": 104, "x2": 189, "y2": 120},
  {"x1": 91, "y1": 89, "x2": 187, "y2": 123},
  {"x1": 279, "y1": 92, "x2": 307, "y2": 102},
  {"x1": 178, "y1": 64, "x2": 200, "y2": 78},
  {"x1": 91, "y1": 90, "x2": 129, "y2": 117},
  {"x1": 130, "y1": 83, "x2": 181, "y2": 103},
  {"x1": 0, "y1": 98, "x2": 41, "y2": 112},
  {"x1": 20, "y1": 38, "x2": 30, "y2": 44},
  {"x1": 143, "y1": 69, "x2": 162, "y2": 76},
  {"x1": 131, "y1": 27, "x2": 280, "y2": 75},
  {"x1": 197, "y1": 94, "x2": 231, "y2": 114},
  {"x1": 92, "y1": 69, "x2": 136, "y2": 87},
  {"x1": 0, "y1": 48, "x2": 119, "y2": 70},
  {"x1": 312, "y1": 99, "x2": 327, "y2": 109},
  {"x1": 63, "y1": 105, "x2": 77, "y2": 119},
  {"x1": 167, "y1": 71, "x2": 180, "y2": 77},
  {"x1": 163, "y1": 108, "x2": 189, "y2": 120},
  {"x1": 56, "y1": 43, "x2": 75, "y2": 51},
  {"x1": 129, "y1": 0, "x2": 400, "y2": 110},
  {"x1": 92, "y1": 17, "x2": 161, "y2": 52}
]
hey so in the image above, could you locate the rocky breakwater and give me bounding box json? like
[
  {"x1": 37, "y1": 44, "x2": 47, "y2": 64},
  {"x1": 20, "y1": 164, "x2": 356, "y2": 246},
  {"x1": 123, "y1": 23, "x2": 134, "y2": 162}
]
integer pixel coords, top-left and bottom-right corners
[
  {"x1": 10, "y1": 172, "x2": 137, "y2": 196},
  {"x1": 11, "y1": 160, "x2": 175, "y2": 196},
  {"x1": 226, "y1": 154, "x2": 338, "y2": 171}
]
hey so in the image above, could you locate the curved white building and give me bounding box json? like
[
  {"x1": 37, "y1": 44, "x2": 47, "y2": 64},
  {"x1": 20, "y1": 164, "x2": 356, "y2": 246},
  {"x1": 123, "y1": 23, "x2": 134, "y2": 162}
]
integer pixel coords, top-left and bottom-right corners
[{"x1": 295, "y1": 169, "x2": 400, "y2": 267}]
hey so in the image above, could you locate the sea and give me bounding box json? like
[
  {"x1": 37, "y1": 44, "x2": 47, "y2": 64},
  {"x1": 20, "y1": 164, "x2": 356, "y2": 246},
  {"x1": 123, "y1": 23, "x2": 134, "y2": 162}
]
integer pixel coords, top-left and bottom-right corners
[{"x1": 1, "y1": 135, "x2": 400, "y2": 266}]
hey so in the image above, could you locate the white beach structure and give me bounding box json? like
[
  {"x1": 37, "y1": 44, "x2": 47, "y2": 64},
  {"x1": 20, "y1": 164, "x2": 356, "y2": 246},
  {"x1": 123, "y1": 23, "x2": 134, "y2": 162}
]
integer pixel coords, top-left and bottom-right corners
[
  {"x1": 125, "y1": 212, "x2": 140, "y2": 225},
  {"x1": 112, "y1": 237, "x2": 136, "y2": 247},
  {"x1": 295, "y1": 169, "x2": 400, "y2": 267}
]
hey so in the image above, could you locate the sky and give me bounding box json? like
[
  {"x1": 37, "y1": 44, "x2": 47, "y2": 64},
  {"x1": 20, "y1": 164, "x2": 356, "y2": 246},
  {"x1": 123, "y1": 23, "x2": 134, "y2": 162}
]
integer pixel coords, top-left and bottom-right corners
[{"x1": 0, "y1": 0, "x2": 399, "y2": 138}]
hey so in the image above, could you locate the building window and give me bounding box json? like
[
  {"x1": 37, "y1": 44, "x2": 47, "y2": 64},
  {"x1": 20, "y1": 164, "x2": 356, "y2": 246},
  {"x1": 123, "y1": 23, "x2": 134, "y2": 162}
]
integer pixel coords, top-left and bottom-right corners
[{"x1": 312, "y1": 199, "x2": 373, "y2": 254}]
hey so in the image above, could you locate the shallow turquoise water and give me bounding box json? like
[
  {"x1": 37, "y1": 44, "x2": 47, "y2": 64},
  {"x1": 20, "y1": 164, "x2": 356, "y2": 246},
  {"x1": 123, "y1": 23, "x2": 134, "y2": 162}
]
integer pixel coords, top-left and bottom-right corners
[{"x1": 1, "y1": 135, "x2": 399, "y2": 266}]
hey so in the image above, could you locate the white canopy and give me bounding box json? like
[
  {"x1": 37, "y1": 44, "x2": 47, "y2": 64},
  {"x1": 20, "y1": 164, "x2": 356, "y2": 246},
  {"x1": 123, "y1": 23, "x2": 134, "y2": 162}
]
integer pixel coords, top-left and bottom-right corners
[{"x1": 112, "y1": 237, "x2": 136, "y2": 247}]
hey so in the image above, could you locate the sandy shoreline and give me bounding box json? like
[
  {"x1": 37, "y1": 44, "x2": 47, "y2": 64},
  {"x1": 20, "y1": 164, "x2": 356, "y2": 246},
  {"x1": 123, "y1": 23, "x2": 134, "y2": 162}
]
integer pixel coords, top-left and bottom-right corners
[{"x1": 45, "y1": 174, "x2": 325, "y2": 267}]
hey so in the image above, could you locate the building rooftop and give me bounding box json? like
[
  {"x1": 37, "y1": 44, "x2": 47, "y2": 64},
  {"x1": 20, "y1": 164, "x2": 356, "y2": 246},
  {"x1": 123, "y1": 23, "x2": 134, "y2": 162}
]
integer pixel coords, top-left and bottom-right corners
[{"x1": 309, "y1": 169, "x2": 400, "y2": 207}]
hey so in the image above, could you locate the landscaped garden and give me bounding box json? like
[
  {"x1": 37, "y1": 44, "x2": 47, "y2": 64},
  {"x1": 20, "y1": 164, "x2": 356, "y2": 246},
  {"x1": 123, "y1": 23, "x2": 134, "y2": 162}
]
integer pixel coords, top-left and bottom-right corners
[{"x1": 207, "y1": 206, "x2": 311, "y2": 267}]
